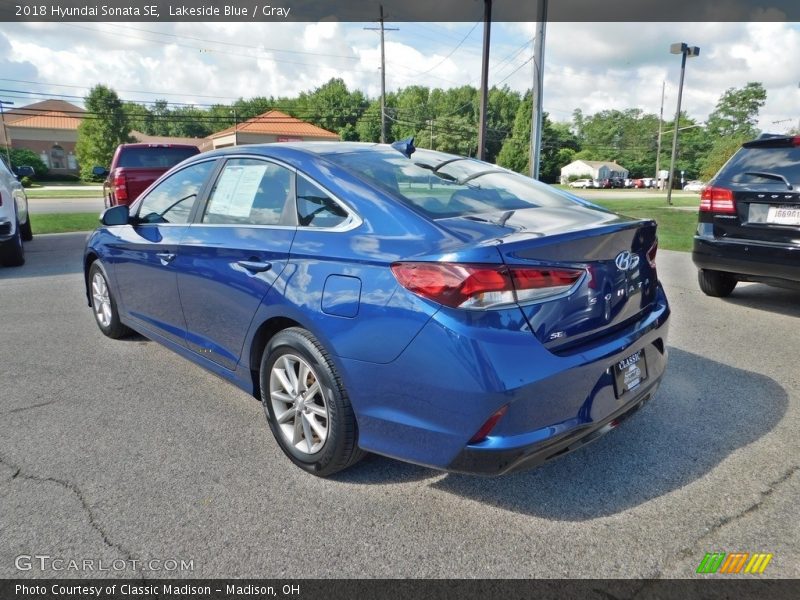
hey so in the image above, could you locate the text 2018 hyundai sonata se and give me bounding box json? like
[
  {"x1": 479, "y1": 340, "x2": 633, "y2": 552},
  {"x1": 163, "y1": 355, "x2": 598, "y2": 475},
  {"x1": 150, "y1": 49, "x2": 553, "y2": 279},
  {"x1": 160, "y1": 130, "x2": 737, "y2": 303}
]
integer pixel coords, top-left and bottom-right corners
[{"x1": 83, "y1": 141, "x2": 670, "y2": 476}]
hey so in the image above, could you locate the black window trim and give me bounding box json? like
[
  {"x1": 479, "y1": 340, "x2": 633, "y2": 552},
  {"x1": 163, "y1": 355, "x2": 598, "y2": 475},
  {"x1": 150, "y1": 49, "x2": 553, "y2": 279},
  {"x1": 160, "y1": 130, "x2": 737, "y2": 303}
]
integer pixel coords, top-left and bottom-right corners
[{"x1": 131, "y1": 157, "x2": 221, "y2": 226}]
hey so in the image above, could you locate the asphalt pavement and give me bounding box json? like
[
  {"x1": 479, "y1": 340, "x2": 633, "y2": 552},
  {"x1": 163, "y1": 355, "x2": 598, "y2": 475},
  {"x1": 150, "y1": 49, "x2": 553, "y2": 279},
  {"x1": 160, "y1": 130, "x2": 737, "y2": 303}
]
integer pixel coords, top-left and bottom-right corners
[
  {"x1": 27, "y1": 197, "x2": 105, "y2": 214},
  {"x1": 0, "y1": 233, "x2": 797, "y2": 578}
]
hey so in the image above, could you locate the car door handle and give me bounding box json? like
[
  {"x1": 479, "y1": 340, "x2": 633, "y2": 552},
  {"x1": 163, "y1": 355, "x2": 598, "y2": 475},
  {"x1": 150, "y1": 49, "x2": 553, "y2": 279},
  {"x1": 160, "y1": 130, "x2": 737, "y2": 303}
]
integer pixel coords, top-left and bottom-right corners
[
  {"x1": 156, "y1": 252, "x2": 176, "y2": 265},
  {"x1": 237, "y1": 260, "x2": 272, "y2": 273}
]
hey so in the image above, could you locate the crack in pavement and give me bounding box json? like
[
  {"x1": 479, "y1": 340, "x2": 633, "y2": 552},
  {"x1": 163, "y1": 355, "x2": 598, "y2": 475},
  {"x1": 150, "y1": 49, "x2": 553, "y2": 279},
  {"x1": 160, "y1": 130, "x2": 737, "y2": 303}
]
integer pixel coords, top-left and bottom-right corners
[
  {"x1": 0, "y1": 452, "x2": 135, "y2": 564},
  {"x1": 652, "y1": 464, "x2": 800, "y2": 579},
  {"x1": 4, "y1": 400, "x2": 63, "y2": 415}
]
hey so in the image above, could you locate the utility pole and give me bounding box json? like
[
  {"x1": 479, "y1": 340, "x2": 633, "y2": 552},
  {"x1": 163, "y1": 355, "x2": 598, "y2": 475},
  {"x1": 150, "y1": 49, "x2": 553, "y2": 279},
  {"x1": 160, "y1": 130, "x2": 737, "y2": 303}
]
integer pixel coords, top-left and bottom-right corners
[
  {"x1": 477, "y1": 0, "x2": 491, "y2": 160},
  {"x1": 654, "y1": 81, "x2": 665, "y2": 188},
  {"x1": 365, "y1": 5, "x2": 398, "y2": 143},
  {"x1": 529, "y1": 0, "x2": 547, "y2": 178}
]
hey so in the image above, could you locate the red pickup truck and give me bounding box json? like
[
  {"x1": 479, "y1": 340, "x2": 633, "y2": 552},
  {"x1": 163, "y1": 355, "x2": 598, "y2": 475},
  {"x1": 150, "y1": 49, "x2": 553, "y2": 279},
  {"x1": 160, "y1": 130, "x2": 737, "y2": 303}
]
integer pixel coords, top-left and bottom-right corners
[{"x1": 95, "y1": 143, "x2": 200, "y2": 208}]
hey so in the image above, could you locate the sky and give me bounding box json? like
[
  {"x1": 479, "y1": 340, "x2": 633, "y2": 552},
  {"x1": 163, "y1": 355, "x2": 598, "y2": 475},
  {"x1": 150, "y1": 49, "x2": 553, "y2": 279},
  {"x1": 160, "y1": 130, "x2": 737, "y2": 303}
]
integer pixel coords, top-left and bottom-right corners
[{"x1": 0, "y1": 20, "x2": 799, "y2": 132}]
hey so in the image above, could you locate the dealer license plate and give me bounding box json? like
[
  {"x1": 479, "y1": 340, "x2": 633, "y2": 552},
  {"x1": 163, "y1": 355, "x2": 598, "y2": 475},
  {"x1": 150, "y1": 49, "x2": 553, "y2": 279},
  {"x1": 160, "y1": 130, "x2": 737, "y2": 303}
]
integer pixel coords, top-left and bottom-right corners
[
  {"x1": 766, "y1": 205, "x2": 800, "y2": 226},
  {"x1": 613, "y1": 349, "x2": 648, "y2": 398}
]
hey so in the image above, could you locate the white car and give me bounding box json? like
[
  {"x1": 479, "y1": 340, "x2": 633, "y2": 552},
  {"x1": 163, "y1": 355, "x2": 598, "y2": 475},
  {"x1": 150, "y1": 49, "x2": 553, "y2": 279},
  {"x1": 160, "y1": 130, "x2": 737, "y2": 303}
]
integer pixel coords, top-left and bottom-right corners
[
  {"x1": 569, "y1": 178, "x2": 593, "y2": 188},
  {"x1": 683, "y1": 180, "x2": 705, "y2": 192},
  {"x1": 0, "y1": 159, "x2": 32, "y2": 266}
]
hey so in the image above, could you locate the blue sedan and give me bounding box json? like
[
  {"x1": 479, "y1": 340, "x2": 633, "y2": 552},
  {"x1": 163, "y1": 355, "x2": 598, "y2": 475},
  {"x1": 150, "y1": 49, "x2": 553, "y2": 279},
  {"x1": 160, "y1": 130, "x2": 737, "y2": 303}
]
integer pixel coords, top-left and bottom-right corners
[{"x1": 84, "y1": 141, "x2": 670, "y2": 476}]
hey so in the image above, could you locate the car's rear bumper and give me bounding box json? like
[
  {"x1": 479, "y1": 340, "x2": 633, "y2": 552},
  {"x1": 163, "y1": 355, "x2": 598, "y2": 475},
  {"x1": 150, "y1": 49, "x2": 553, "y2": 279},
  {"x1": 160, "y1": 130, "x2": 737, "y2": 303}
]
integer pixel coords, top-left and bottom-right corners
[
  {"x1": 693, "y1": 235, "x2": 800, "y2": 285},
  {"x1": 447, "y1": 378, "x2": 658, "y2": 475},
  {"x1": 339, "y1": 286, "x2": 670, "y2": 475}
]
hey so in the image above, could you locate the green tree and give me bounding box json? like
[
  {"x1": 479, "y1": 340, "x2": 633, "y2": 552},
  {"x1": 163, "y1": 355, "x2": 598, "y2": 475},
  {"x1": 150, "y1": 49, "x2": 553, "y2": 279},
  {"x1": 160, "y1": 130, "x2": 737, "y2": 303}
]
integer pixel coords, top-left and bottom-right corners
[
  {"x1": 706, "y1": 82, "x2": 766, "y2": 140},
  {"x1": 355, "y1": 100, "x2": 382, "y2": 142},
  {"x1": 496, "y1": 93, "x2": 532, "y2": 173},
  {"x1": 7, "y1": 148, "x2": 48, "y2": 177},
  {"x1": 76, "y1": 84, "x2": 133, "y2": 179}
]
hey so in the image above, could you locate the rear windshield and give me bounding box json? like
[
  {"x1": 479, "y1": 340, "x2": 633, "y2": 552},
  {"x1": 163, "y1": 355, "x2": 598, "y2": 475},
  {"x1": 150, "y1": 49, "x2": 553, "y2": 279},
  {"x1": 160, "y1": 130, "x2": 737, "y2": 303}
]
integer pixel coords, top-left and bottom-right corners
[
  {"x1": 717, "y1": 144, "x2": 800, "y2": 186},
  {"x1": 324, "y1": 148, "x2": 579, "y2": 218},
  {"x1": 118, "y1": 147, "x2": 199, "y2": 169}
]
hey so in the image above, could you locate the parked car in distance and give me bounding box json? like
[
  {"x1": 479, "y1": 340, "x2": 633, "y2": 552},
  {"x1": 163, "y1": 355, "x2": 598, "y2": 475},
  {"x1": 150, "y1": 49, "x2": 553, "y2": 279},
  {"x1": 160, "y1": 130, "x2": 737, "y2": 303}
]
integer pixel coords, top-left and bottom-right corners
[
  {"x1": 568, "y1": 178, "x2": 593, "y2": 189},
  {"x1": 13, "y1": 165, "x2": 36, "y2": 178},
  {"x1": 84, "y1": 141, "x2": 670, "y2": 477},
  {"x1": 693, "y1": 134, "x2": 800, "y2": 297},
  {"x1": 683, "y1": 180, "x2": 705, "y2": 192},
  {"x1": 0, "y1": 158, "x2": 32, "y2": 266},
  {"x1": 95, "y1": 143, "x2": 200, "y2": 208},
  {"x1": 624, "y1": 178, "x2": 635, "y2": 188}
]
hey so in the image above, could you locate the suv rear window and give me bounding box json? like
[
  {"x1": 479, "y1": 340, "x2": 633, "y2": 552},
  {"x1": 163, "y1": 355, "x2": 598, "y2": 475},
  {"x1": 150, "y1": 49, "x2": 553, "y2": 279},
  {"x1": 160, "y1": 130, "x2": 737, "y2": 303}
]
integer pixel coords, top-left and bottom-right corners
[
  {"x1": 118, "y1": 147, "x2": 199, "y2": 169},
  {"x1": 716, "y1": 138, "x2": 800, "y2": 185}
]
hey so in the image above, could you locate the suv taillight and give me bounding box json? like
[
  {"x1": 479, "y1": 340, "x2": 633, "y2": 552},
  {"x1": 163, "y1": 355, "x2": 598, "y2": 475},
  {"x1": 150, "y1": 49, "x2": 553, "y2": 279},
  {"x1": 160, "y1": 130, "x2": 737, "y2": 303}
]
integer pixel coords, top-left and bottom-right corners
[
  {"x1": 700, "y1": 186, "x2": 736, "y2": 214},
  {"x1": 391, "y1": 262, "x2": 585, "y2": 309},
  {"x1": 113, "y1": 169, "x2": 128, "y2": 203}
]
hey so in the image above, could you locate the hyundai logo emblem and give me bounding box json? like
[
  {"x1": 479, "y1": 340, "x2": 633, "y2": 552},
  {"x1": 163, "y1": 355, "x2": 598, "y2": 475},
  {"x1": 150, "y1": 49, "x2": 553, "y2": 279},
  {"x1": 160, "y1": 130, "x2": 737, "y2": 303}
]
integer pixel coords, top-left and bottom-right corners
[{"x1": 615, "y1": 251, "x2": 640, "y2": 271}]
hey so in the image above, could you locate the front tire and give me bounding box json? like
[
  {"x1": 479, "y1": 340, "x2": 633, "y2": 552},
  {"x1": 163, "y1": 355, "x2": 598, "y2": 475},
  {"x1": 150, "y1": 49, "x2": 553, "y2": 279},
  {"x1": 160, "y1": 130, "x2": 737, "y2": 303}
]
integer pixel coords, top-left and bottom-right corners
[
  {"x1": 260, "y1": 327, "x2": 364, "y2": 477},
  {"x1": 0, "y1": 219, "x2": 25, "y2": 267},
  {"x1": 20, "y1": 216, "x2": 32, "y2": 242},
  {"x1": 698, "y1": 269, "x2": 737, "y2": 297},
  {"x1": 89, "y1": 261, "x2": 131, "y2": 339}
]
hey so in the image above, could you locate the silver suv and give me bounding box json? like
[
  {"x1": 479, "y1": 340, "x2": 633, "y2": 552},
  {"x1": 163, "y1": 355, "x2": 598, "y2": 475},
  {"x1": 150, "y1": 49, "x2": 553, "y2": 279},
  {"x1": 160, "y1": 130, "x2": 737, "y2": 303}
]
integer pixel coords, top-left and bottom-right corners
[{"x1": 0, "y1": 158, "x2": 32, "y2": 266}]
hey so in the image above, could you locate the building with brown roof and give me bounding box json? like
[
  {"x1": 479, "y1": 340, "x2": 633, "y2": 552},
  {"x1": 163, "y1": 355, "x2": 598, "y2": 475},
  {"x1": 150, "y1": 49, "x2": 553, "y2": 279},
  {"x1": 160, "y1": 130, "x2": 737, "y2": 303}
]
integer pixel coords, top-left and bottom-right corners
[
  {"x1": 2, "y1": 100, "x2": 85, "y2": 175},
  {"x1": 207, "y1": 110, "x2": 339, "y2": 149}
]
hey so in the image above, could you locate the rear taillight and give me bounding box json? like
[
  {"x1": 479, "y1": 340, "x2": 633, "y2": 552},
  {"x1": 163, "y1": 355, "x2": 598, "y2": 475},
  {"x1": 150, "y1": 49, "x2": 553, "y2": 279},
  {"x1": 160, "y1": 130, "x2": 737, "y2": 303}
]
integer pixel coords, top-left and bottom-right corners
[
  {"x1": 469, "y1": 405, "x2": 509, "y2": 444},
  {"x1": 390, "y1": 262, "x2": 584, "y2": 309},
  {"x1": 700, "y1": 186, "x2": 736, "y2": 214},
  {"x1": 113, "y1": 169, "x2": 128, "y2": 203}
]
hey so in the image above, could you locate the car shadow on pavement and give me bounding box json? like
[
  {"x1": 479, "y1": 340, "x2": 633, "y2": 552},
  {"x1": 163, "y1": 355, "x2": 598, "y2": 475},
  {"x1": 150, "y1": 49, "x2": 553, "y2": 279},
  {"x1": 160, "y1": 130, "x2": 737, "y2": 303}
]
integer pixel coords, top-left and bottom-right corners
[
  {"x1": 721, "y1": 283, "x2": 800, "y2": 318},
  {"x1": 426, "y1": 347, "x2": 787, "y2": 519}
]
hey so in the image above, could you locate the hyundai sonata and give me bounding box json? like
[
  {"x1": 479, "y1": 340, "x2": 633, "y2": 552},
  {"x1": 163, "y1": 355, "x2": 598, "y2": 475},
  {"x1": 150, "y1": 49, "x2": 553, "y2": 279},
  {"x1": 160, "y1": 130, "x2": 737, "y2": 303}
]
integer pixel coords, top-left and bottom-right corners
[{"x1": 84, "y1": 141, "x2": 670, "y2": 476}]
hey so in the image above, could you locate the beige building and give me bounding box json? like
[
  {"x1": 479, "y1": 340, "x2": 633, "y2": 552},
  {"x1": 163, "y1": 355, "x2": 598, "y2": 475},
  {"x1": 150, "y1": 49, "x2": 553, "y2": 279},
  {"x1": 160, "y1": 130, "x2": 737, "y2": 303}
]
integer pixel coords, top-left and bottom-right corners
[
  {"x1": 207, "y1": 110, "x2": 339, "y2": 149},
  {"x1": 2, "y1": 100, "x2": 84, "y2": 175}
]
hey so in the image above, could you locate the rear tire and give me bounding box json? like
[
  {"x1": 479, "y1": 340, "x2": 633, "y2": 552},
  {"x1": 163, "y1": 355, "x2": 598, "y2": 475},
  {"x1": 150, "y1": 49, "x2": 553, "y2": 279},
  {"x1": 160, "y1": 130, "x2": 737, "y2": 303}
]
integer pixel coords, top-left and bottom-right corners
[
  {"x1": 260, "y1": 327, "x2": 364, "y2": 477},
  {"x1": 0, "y1": 219, "x2": 25, "y2": 267},
  {"x1": 89, "y1": 261, "x2": 131, "y2": 339},
  {"x1": 20, "y1": 217, "x2": 33, "y2": 241},
  {"x1": 698, "y1": 269, "x2": 737, "y2": 297}
]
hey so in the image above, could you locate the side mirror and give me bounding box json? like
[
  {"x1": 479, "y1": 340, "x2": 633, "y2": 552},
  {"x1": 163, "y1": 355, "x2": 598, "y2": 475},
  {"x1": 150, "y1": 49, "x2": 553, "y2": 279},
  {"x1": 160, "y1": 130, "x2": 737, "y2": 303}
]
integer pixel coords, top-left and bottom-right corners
[
  {"x1": 101, "y1": 205, "x2": 130, "y2": 226},
  {"x1": 93, "y1": 166, "x2": 109, "y2": 178}
]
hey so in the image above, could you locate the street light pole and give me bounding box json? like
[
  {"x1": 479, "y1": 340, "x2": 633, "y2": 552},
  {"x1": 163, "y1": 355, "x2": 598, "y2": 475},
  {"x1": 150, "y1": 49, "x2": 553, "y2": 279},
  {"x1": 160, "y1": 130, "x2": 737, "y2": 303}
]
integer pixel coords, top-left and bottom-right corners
[{"x1": 666, "y1": 42, "x2": 699, "y2": 205}]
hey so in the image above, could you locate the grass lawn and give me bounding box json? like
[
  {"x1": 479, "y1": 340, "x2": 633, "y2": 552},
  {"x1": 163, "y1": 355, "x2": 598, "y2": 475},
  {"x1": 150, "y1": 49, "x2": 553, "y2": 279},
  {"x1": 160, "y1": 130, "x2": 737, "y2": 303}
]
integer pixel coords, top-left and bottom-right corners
[
  {"x1": 592, "y1": 197, "x2": 699, "y2": 252},
  {"x1": 28, "y1": 198, "x2": 700, "y2": 250},
  {"x1": 32, "y1": 213, "x2": 100, "y2": 235},
  {"x1": 26, "y1": 189, "x2": 104, "y2": 199}
]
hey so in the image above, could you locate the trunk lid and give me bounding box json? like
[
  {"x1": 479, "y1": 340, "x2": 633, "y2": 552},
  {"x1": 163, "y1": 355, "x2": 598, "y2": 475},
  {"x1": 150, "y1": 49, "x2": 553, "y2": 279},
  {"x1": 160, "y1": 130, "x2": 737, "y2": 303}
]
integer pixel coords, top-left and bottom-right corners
[{"x1": 438, "y1": 205, "x2": 659, "y2": 350}]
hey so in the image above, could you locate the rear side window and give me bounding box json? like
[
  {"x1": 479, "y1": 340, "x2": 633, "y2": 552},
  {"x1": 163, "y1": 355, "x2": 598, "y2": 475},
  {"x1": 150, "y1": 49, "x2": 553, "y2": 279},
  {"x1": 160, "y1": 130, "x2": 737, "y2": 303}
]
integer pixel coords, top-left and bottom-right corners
[
  {"x1": 118, "y1": 147, "x2": 199, "y2": 168},
  {"x1": 203, "y1": 159, "x2": 292, "y2": 226},
  {"x1": 137, "y1": 160, "x2": 214, "y2": 224},
  {"x1": 717, "y1": 143, "x2": 800, "y2": 185},
  {"x1": 296, "y1": 176, "x2": 349, "y2": 228}
]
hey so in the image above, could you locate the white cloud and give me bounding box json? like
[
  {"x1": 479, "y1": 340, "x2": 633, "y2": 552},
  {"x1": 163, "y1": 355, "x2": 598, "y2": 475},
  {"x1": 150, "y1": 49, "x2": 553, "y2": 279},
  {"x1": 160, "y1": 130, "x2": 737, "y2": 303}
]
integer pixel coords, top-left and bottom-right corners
[{"x1": 0, "y1": 21, "x2": 797, "y2": 133}]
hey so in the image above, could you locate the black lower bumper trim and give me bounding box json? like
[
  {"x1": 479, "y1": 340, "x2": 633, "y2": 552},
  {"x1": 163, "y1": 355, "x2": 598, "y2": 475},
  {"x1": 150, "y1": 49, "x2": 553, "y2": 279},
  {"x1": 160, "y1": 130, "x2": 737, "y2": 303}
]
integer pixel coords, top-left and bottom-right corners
[{"x1": 447, "y1": 387, "x2": 655, "y2": 476}]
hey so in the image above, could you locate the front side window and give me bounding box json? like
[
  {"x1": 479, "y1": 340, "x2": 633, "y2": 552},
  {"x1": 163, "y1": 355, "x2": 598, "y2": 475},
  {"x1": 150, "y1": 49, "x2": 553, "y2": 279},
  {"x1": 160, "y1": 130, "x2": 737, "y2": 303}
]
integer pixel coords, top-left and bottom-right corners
[
  {"x1": 203, "y1": 159, "x2": 292, "y2": 226},
  {"x1": 137, "y1": 160, "x2": 214, "y2": 224},
  {"x1": 296, "y1": 176, "x2": 349, "y2": 228}
]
